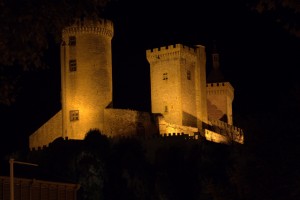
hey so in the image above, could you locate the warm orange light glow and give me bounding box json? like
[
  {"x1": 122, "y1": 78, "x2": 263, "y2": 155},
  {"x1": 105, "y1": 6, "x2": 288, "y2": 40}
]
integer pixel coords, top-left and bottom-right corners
[{"x1": 29, "y1": 18, "x2": 244, "y2": 150}]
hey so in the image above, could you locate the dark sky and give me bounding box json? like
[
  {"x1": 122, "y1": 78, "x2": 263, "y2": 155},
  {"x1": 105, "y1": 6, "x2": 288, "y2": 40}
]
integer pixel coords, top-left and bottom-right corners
[
  {"x1": 108, "y1": 0, "x2": 300, "y2": 117},
  {"x1": 1, "y1": 0, "x2": 300, "y2": 155}
]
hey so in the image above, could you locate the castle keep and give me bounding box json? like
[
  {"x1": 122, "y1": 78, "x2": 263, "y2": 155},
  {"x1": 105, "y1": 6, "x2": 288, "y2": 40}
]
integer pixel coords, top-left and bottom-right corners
[
  {"x1": 61, "y1": 19, "x2": 114, "y2": 140},
  {"x1": 29, "y1": 18, "x2": 243, "y2": 150},
  {"x1": 146, "y1": 44, "x2": 208, "y2": 133}
]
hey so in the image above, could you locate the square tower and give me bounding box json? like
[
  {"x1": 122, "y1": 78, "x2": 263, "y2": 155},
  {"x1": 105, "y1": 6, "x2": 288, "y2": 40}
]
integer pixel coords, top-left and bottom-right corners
[{"x1": 146, "y1": 44, "x2": 208, "y2": 131}]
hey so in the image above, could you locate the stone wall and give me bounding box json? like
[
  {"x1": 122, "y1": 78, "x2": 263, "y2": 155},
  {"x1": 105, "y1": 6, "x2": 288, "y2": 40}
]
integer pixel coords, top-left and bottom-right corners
[
  {"x1": 103, "y1": 108, "x2": 159, "y2": 137},
  {"x1": 29, "y1": 111, "x2": 63, "y2": 150},
  {"x1": 206, "y1": 82, "x2": 234, "y2": 124},
  {"x1": 61, "y1": 18, "x2": 114, "y2": 140},
  {"x1": 208, "y1": 119, "x2": 244, "y2": 144},
  {"x1": 157, "y1": 115, "x2": 198, "y2": 136},
  {"x1": 204, "y1": 129, "x2": 229, "y2": 144},
  {"x1": 146, "y1": 44, "x2": 207, "y2": 128}
]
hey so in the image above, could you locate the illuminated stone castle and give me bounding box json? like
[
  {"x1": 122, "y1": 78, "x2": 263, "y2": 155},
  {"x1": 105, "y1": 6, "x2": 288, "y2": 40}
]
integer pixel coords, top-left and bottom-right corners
[{"x1": 29, "y1": 18, "x2": 243, "y2": 150}]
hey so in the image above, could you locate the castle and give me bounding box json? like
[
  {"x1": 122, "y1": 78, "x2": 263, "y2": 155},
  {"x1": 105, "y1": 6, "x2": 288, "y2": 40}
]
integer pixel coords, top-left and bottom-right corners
[{"x1": 29, "y1": 18, "x2": 244, "y2": 150}]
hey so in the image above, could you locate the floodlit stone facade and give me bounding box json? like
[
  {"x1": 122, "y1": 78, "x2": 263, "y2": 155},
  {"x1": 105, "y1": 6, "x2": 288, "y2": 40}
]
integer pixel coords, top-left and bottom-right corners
[
  {"x1": 103, "y1": 108, "x2": 158, "y2": 137},
  {"x1": 146, "y1": 44, "x2": 208, "y2": 130},
  {"x1": 29, "y1": 18, "x2": 244, "y2": 150},
  {"x1": 61, "y1": 18, "x2": 114, "y2": 140},
  {"x1": 207, "y1": 82, "x2": 234, "y2": 125}
]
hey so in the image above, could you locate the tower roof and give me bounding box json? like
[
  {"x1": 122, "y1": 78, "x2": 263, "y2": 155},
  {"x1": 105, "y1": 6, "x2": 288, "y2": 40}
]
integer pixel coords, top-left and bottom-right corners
[
  {"x1": 206, "y1": 40, "x2": 226, "y2": 83},
  {"x1": 207, "y1": 69, "x2": 225, "y2": 83}
]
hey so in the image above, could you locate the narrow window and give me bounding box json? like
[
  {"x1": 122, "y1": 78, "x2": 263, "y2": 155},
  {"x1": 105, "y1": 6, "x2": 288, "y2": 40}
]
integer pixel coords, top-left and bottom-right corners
[
  {"x1": 70, "y1": 110, "x2": 79, "y2": 121},
  {"x1": 187, "y1": 70, "x2": 191, "y2": 80},
  {"x1": 164, "y1": 106, "x2": 168, "y2": 113},
  {"x1": 69, "y1": 59, "x2": 77, "y2": 72},
  {"x1": 163, "y1": 73, "x2": 168, "y2": 80},
  {"x1": 69, "y1": 36, "x2": 76, "y2": 46}
]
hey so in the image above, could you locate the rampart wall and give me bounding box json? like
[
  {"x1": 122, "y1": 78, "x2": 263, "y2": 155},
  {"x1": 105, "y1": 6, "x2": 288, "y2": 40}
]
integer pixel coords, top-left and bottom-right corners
[
  {"x1": 208, "y1": 119, "x2": 244, "y2": 144},
  {"x1": 103, "y1": 108, "x2": 158, "y2": 137},
  {"x1": 204, "y1": 129, "x2": 229, "y2": 144},
  {"x1": 29, "y1": 111, "x2": 63, "y2": 150},
  {"x1": 157, "y1": 115, "x2": 198, "y2": 136}
]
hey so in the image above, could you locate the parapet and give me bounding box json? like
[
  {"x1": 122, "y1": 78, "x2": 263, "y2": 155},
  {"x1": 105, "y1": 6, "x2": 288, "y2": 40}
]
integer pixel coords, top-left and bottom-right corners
[
  {"x1": 157, "y1": 115, "x2": 198, "y2": 136},
  {"x1": 204, "y1": 129, "x2": 230, "y2": 144},
  {"x1": 146, "y1": 44, "x2": 198, "y2": 62},
  {"x1": 62, "y1": 18, "x2": 114, "y2": 38},
  {"x1": 206, "y1": 82, "x2": 234, "y2": 99},
  {"x1": 206, "y1": 82, "x2": 233, "y2": 90},
  {"x1": 208, "y1": 118, "x2": 244, "y2": 144}
]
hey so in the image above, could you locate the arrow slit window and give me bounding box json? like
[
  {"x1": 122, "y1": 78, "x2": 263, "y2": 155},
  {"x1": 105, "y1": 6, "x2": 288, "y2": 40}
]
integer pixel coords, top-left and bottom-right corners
[
  {"x1": 187, "y1": 70, "x2": 191, "y2": 80},
  {"x1": 69, "y1": 60, "x2": 77, "y2": 72},
  {"x1": 69, "y1": 36, "x2": 76, "y2": 46}
]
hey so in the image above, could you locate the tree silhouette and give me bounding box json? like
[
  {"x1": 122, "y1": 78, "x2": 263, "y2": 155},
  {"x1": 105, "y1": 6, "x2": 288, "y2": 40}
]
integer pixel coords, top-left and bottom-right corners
[
  {"x1": 77, "y1": 129, "x2": 110, "y2": 200},
  {"x1": 247, "y1": 0, "x2": 300, "y2": 37},
  {"x1": 0, "y1": 0, "x2": 111, "y2": 105}
]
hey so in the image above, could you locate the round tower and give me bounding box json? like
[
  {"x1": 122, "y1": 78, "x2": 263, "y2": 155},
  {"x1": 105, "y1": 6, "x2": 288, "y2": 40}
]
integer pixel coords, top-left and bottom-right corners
[{"x1": 60, "y1": 18, "x2": 114, "y2": 140}]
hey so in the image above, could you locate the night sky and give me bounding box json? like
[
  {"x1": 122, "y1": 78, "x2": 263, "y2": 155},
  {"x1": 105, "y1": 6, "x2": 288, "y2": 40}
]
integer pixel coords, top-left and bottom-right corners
[{"x1": 1, "y1": 0, "x2": 300, "y2": 155}]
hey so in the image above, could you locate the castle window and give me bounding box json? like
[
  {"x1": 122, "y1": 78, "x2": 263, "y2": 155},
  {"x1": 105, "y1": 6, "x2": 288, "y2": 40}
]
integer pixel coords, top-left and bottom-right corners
[
  {"x1": 69, "y1": 59, "x2": 77, "y2": 71},
  {"x1": 213, "y1": 55, "x2": 219, "y2": 62},
  {"x1": 70, "y1": 110, "x2": 79, "y2": 121},
  {"x1": 187, "y1": 70, "x2": 191, "y2": 80},
  {"x1": 164, "y1": 106, "x2": 168, "y2": 113},
  {"x1": 163, "y1": 73, "x2": 168, "y2": 80},
  {"x1": 69, "y1": 36, "x2": 76, "y2": 46}
]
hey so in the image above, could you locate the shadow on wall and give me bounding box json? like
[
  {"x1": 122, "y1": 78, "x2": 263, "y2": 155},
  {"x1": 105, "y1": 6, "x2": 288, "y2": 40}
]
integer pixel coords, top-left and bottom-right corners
[
  {"x1": 182, "y1": 111, "x2": 197, "y2": 127},
  {"x1": 104, "y1": 108, "x2": 159, "y2": 137}
]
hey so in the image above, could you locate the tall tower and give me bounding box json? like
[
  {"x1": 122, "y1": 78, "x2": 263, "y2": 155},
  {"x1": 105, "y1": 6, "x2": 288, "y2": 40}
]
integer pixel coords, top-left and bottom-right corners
[
  {"x1": 146, "y1": 44, "x2": 208, "y2": 131},
  {"x1": 206, "y1": 42, "x2": 234, "y2": 125},
  {"x1": 60, "y1": 18, "x2": 114, "y2": 139}
]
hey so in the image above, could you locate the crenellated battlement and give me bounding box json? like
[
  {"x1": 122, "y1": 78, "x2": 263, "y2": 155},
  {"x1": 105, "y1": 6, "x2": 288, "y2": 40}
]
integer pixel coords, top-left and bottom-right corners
[
  {"x1": 29, "y1": 16, "x2": 245, "y2": 151},
  {"x1": 157, "y1": 115, "x2": 198, "y2": 137},
  {"x1": 146, "y1": 44, "x2": 198, "y2": 62},
  {"x1": 206, "y1": 82, "x2": 234, "y2": 90},
  {"x1": 208, "y1": 118, "x2": 244, "y2": 144},
  {"x1": 62, "y1": 18, "x2": 114, "y2": 38},
  {"x1": 209, "y1": 118, "x2": 242, "y2": 132},
  {"x1": 160, "y1": 132, "x2": 198, "y2": 140},
  {"x1": 206, "y1": 82, "x2": 234, "y2": 98}
]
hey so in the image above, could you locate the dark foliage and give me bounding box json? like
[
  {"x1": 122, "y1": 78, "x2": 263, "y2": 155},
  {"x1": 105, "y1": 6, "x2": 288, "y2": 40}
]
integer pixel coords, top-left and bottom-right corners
[
  {"x1": 0, "y1": 0, "x2": 111, "y2": 105},
  {"x1": 20, "y1": 132, "x2": 243, "y2": 200},
  {"x1": 1, "y1": 116, "x2": 300, "y2": 200}
]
